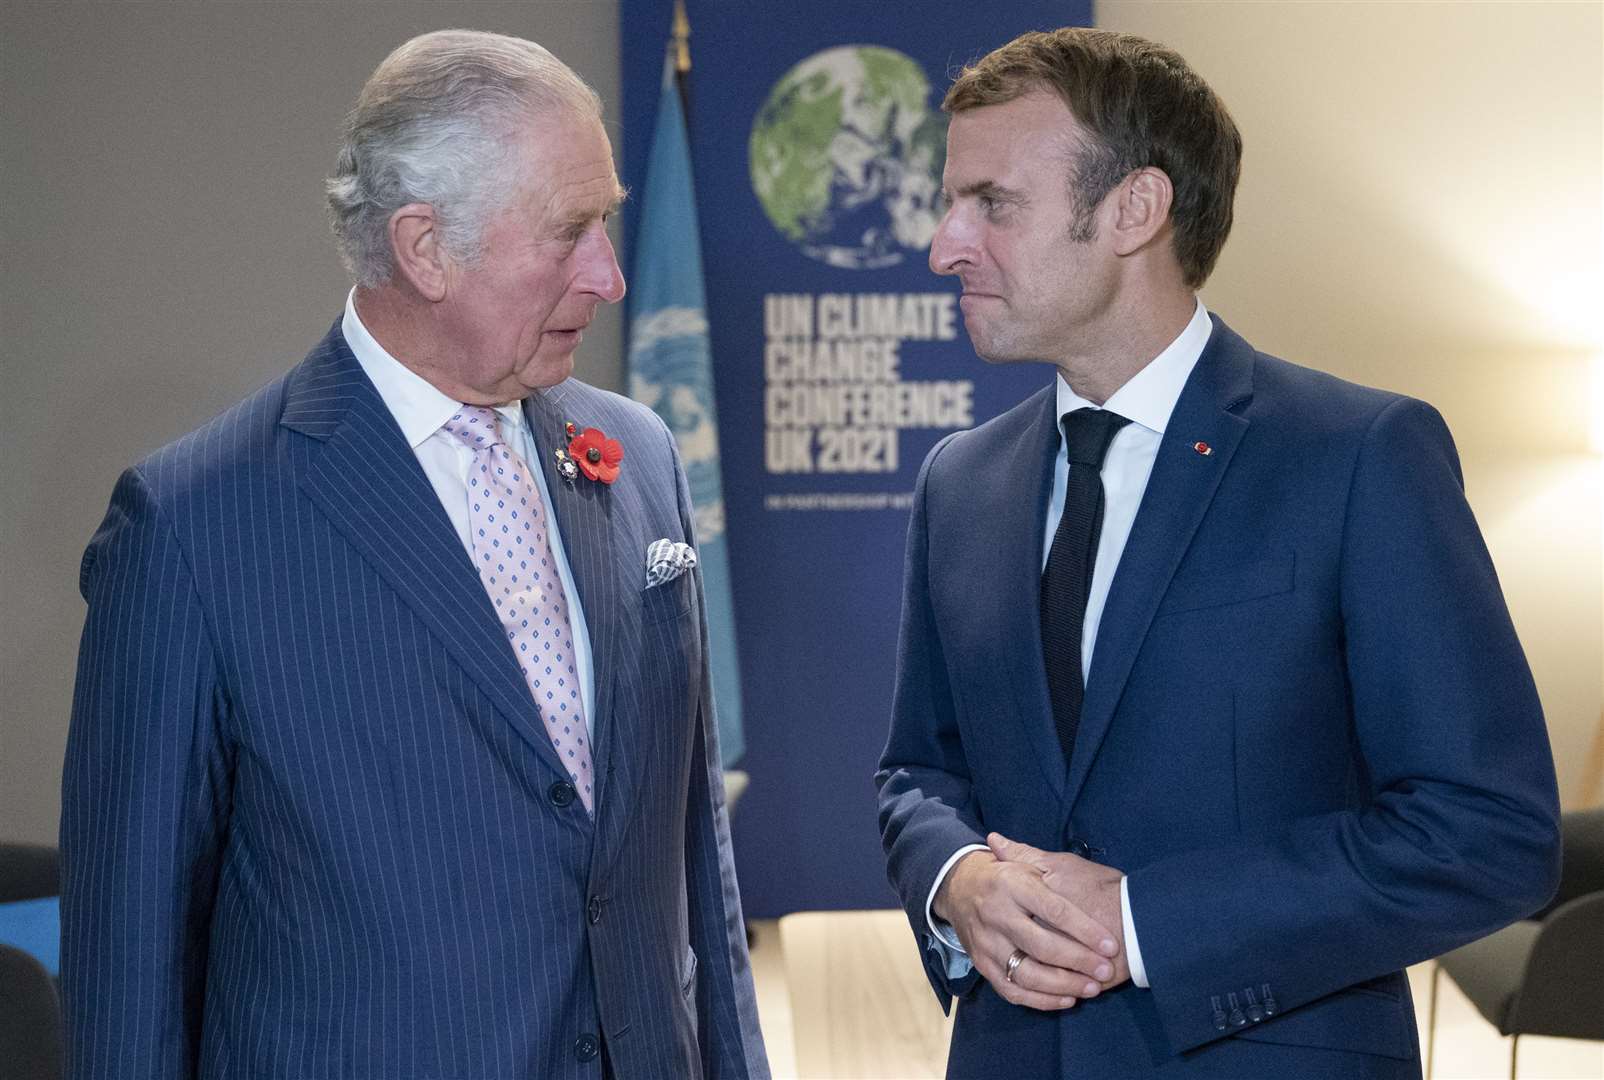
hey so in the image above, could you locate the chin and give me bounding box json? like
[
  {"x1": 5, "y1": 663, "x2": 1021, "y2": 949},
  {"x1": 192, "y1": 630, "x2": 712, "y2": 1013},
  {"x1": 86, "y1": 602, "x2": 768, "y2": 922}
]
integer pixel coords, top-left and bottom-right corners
[
  {"x1": 964, "y1": 322, "x2": 1021, "y2": 364},
  {"x1": 519, "y1": 355, "x2": 576, "y2": 392},
  {"x1": 970, "y1": 340, "x2": 1031, "y2": 366}
]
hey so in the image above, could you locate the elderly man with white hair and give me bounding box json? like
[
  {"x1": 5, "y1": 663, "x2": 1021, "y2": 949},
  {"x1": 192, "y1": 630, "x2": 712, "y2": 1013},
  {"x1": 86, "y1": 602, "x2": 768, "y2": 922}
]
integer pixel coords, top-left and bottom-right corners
[{"x1": 61, "y1": 29, "x2": 769, "y2": 1080}]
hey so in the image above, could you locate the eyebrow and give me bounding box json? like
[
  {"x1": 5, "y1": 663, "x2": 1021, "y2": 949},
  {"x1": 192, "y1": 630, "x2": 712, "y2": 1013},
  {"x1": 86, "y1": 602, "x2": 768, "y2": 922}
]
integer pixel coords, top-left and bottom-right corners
[
  {"x1": 941, "y1": 180, "x2": 1026, "y2": 205},
  {"x1": 558, "y1": 186, "x2": 628, "y2": 234}
]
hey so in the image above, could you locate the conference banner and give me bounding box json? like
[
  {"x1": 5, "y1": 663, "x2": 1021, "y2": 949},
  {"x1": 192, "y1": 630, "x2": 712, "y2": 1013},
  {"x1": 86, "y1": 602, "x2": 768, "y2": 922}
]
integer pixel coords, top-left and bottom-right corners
[{"x1": 622, "y1": 1, "x2": 1092, "y2": 915}]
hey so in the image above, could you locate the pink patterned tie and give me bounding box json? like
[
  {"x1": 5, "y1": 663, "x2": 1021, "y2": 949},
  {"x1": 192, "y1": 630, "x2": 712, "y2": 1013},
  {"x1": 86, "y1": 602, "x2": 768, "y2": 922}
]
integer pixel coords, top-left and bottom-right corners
[{"x1": 442, "y1": 406, "x2": 594, "y2": 811}]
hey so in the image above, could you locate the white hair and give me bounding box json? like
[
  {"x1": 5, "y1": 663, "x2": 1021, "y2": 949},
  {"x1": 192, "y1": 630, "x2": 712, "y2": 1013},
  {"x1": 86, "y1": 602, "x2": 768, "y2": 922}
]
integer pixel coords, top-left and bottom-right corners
[{"x1": 326, "y1": 29, "x2": 602, "y2": 288}]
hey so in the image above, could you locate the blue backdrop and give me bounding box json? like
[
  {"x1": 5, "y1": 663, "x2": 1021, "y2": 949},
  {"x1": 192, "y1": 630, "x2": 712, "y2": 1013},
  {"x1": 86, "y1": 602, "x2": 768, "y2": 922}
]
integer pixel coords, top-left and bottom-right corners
[{"x1": 622, "y1": 0, "x2": 1093, "y2": 916}]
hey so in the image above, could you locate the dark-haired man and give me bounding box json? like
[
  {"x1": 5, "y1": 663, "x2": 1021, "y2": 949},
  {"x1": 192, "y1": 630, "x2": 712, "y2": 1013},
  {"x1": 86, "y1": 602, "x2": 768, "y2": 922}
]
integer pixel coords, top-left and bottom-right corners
[{"x1": 876, "y1": 27, "x2": 1558, "y2": 1079}]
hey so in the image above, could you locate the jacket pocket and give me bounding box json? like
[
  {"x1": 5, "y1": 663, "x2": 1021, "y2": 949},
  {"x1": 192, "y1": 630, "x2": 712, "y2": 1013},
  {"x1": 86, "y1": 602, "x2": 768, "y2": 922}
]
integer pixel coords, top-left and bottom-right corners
[
  {"x1": 642, "y1": 571, "x2": 695, "y2": 625},
  {"x1": 680, "y1": 943, "x2": 699, "y2": 997},
  {"x1": 1155, "y1": 551, "x2": 1296, "y2": 619}
]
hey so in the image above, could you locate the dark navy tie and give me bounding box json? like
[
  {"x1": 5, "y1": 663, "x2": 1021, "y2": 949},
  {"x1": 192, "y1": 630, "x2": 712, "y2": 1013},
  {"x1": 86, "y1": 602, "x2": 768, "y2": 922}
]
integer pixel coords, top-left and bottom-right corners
[{"x1": 1041, "y1": 408, "x2": 1131, "y2": 767}]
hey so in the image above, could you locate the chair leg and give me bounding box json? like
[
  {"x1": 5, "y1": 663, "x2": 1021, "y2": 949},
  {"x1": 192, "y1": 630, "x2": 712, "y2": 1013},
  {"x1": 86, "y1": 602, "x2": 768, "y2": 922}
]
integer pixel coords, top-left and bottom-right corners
[
  {"x1": 1509, "y1": 1033, "x2": 1519, "y2": 1080},
  {"x1": 1425, "y1": 963, "x2": 1440, "y2": 1080}
]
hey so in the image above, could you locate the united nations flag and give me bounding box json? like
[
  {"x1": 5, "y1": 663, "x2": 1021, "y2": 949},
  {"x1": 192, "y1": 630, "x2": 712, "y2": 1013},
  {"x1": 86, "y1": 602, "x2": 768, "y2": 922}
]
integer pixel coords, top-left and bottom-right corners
[{"x1": 628, "y1": 51, "x2": 745, "y2": 766}]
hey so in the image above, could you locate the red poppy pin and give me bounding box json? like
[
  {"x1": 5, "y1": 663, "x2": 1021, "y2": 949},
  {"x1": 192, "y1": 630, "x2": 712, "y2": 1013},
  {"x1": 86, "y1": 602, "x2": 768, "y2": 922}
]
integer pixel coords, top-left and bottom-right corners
[{"x1": 565, "y1": 425, "x2": 624, "y2": 485}]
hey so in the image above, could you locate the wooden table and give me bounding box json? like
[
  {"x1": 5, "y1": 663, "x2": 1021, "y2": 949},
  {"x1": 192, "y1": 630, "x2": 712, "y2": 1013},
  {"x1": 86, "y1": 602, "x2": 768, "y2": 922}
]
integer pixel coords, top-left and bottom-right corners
[{"x1": 778, "y1": 909, "x2": 954, "y2": 1079}]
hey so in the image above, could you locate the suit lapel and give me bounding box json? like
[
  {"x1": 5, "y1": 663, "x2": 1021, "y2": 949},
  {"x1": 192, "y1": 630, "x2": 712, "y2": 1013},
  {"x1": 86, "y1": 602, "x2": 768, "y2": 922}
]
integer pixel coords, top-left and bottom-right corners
[
  {"x1": 521, "y1": 384, "x2": 634, "y2": 826},
  {"x1": 1064, "y1": 318, "x2": 1255, "y2": 812},
  {"x1": 280, "y1": 326, "x2": 583, "y2": 796},
  {"x1": 990, "y1": 385, "x2": 1071, "y2": 803}
]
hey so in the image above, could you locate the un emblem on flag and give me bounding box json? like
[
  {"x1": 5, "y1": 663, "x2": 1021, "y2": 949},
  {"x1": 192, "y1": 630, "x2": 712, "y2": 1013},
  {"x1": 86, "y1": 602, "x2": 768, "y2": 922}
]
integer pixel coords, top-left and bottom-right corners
[{"x1": 629, "y1": 308, "x2": 726, "y2": 541}]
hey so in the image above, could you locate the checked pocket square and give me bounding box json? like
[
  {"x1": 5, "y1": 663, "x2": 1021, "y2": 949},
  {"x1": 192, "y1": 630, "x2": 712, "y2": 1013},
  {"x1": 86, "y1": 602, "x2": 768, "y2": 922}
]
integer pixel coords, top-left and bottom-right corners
[{"x1": 645, "y1": 538, "x2": 697, "y2": 588}]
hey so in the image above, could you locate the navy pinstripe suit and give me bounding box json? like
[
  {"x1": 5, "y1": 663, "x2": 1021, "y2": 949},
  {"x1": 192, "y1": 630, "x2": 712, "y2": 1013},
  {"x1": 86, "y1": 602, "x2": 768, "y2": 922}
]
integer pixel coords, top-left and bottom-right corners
[{"x1": 62, "y1": 322, "x2": 769, "y2": 1079}]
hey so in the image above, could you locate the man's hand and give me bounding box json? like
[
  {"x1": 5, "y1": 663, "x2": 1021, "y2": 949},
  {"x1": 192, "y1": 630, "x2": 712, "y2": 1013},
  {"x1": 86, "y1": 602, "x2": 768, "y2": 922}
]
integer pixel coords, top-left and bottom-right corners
[
  {"x1": 988, "y1": 833, "x2": 1131, "y2": 990},
  {"x1": 932, "y1": 832, "x2": 1124, "y2": 1011}
]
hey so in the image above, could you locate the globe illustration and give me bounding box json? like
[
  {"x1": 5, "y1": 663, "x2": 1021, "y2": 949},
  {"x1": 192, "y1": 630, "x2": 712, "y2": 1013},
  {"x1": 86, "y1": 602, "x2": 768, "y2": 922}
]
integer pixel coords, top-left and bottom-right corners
[{"x1": 749, "y1": 45, "x2": 947, "y2": 270}]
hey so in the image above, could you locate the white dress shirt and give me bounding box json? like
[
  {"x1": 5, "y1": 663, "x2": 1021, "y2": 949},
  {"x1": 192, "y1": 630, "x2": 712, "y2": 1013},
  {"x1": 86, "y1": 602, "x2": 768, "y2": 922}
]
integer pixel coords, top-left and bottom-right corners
[
  {"x1": 341, "y1": 290, "x2": 597, "y2": 733},
  {"x1": 925, "y1": 298, "x2": 1214, "y2": 989}
]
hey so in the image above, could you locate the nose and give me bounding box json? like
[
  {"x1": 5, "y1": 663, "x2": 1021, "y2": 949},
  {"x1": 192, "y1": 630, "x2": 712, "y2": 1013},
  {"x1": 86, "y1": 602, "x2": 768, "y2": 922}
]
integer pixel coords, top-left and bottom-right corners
[
  {"x1": 928, "y1": 206, "x2": 971, "y2": 277},
  {"x1": 579, "y1": 224, "x2": 626, "y2": 303}
]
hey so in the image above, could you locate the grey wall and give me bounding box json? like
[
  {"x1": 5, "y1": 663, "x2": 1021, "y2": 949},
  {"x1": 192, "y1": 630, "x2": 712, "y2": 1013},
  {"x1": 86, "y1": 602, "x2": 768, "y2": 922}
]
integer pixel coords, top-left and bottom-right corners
[{"x1": 2, "y1": 2, "x2": 622, "y2": 845}]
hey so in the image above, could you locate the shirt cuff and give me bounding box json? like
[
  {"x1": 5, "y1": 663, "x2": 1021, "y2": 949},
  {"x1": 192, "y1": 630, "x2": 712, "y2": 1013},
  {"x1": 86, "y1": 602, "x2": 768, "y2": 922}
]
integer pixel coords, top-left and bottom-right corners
[
  {"x1": 1120, "y1": 875, "x2": 1149, "y2": 988},
  {"x1": 925, "y1": 843, "x2": 988, "y2": 977}
]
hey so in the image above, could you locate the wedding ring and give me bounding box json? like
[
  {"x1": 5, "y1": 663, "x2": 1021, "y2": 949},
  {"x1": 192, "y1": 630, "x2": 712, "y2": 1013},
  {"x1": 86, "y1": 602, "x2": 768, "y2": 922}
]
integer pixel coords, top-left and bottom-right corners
[{"x1": 1005, "y1": 948, "x2": 1027, "y2": 983}]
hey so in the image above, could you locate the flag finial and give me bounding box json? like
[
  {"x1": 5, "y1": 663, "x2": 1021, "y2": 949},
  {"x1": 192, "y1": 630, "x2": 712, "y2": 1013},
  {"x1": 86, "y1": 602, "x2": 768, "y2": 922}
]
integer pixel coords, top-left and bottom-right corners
[{"x1": 672, "y1": 0, "x2": 691, "y2": 74}]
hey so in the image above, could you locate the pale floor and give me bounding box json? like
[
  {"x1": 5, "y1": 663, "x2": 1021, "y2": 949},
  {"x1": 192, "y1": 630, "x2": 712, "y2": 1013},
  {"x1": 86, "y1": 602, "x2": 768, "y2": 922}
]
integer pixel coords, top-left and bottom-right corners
[{"x1": 746, "y1": 913, "x2": 1603, "y2": 1080}]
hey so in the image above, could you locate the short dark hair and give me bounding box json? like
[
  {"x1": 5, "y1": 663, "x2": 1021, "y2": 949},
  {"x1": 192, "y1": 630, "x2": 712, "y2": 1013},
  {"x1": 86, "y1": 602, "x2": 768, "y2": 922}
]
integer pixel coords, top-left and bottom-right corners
[{"x1": 945, "y1": 27, "x2": 1242, "y2": 288}]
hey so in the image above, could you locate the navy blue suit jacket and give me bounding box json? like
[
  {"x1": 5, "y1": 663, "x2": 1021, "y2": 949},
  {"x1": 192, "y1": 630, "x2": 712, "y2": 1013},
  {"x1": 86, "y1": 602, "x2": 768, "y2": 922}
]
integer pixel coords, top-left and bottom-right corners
[
  {"x1": 62, "y1": 323, "x2": 769, "y2": 1079},
  {"x1": 877, "y1": 317, "x2": 1560, "y2": 1079}
]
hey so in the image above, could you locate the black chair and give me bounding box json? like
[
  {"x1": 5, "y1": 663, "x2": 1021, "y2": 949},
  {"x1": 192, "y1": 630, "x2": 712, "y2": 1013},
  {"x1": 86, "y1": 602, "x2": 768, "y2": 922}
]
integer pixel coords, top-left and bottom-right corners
[
  {"x1": 1426, "y1": 808, "x2": 1604, "y2": 1079},
  {"x1": 0, "y1": 944, "x2": 63, "y2": 1080},
  {"x1": 0, "y1": 843, "x2": 58, "y2": 903},
  {"x1": 0, "y1": 843, "x2": 63, "y2": 1080}
]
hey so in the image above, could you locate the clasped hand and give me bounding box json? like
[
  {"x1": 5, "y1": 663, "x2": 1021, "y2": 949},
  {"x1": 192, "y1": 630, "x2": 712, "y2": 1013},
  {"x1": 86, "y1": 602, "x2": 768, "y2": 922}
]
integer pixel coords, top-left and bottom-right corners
[{"x1": 933, "y1": 833, "x2": 1129, "y2": 1011}]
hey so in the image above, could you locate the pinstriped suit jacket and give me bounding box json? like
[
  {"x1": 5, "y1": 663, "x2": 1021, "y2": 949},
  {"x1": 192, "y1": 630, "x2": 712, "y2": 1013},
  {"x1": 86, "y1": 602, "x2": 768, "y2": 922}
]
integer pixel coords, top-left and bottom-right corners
[{"x1": 61, "y1": 322, "x2": 769, "y2": 1079}]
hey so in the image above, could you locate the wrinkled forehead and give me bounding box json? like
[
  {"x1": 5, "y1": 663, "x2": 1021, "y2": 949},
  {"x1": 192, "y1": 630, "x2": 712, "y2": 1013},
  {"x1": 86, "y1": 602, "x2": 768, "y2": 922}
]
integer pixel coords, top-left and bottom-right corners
[{"x1": 501, "y1": 111, "x2": 626, "y2": 217}]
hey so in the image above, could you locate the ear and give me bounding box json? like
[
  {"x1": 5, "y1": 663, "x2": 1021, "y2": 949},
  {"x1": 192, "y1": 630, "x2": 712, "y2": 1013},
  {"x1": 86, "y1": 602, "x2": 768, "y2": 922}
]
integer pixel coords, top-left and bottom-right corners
[
  {"x1": 387, "y1": 202, "x2": 449, "y2": 302},
  {"x1": 1109, "y1": 166, "x2": 1174, "y2": 258}
]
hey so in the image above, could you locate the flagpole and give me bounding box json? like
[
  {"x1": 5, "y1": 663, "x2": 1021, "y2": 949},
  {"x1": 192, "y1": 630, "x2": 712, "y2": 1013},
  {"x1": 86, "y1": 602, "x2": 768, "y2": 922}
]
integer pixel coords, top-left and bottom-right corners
[
  {"x1": 672, "y1": 0, "x2": 692, "y2": 119},
  {"x1": 672, "y1": 0, "x2": 690, "y2": 73}
]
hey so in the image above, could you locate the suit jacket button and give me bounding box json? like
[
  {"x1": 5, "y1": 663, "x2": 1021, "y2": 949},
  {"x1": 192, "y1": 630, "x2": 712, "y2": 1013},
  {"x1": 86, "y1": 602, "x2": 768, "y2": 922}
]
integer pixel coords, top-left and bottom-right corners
[
  {"x1": 549, "y1": 781, "x2": 576, "y2": 807},
  {"x1": 574, "y1": 1033, "x2": 599, "y2": 1062},
  {"x1": 588, "y1": 896, "x2": 603, "y2": 924},
  {"x1": 1067, "y1": 838, "x2": 1091, "y2": 857}
]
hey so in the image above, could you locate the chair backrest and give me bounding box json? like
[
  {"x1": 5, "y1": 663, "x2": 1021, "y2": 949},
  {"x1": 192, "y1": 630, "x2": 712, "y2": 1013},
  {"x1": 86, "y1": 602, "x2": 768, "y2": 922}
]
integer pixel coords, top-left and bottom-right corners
[
  {"x1": 1553, "y1": 808, "x2": 1604, "y2": 908},
  {"x1": 0, "y1": 845, "x2": 59, "y2": 905},
  {"x1": 1507, "y1": 892, "x2": 1604, "y2": 1040},
  {"x1": 0, "y1": 943, "x2": 64, "y2": 1080}
]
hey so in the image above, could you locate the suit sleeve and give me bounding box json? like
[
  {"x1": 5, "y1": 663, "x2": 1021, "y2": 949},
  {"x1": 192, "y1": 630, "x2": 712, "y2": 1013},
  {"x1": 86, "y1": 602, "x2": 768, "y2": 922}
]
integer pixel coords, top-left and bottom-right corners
[
  {"x1": 875, "y1": 433, "x2": 987, "y2": 1006},
  {"x1": 60, "y1": 465, "x2": 234, "y2": 1080},
  {"x1": 1127, "y1": 398, "x2": 1561, "y2": 1053},
  {"x1": 664, "y1": 427, "x2": 770, "y2": 1080}
]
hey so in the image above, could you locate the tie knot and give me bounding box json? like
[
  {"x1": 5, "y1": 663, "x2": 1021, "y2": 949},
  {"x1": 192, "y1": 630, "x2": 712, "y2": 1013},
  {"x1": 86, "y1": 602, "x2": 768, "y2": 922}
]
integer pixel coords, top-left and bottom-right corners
[
  {"x1": 441, "y1": 405, "x2": 503, "y2": 450},
  {"x1": 1061, "y1": 408, "x2": 1131, "y2": 468}
]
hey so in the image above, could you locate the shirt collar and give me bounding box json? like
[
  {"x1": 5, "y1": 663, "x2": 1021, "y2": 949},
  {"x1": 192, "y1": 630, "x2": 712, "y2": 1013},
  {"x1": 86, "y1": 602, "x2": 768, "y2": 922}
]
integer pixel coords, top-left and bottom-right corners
[
  {"x1": 1054, "y1": 297, "x2": 1212, "y2": 437},
  {"x1": 342, "y1": 288, "x2": 527, "y2": 446}
]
